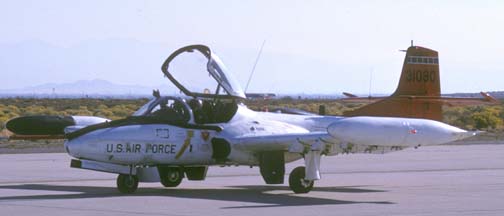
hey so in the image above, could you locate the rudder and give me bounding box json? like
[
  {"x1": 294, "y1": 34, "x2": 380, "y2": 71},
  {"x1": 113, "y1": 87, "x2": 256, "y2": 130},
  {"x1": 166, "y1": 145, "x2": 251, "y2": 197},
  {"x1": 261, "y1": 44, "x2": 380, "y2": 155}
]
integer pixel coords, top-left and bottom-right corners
[
  {"x1": 393, "y1": 46, "x2": 440, "y2": 97},
  {"x1": 344, "y1": 46, "x2": 443, "y2": 121}
]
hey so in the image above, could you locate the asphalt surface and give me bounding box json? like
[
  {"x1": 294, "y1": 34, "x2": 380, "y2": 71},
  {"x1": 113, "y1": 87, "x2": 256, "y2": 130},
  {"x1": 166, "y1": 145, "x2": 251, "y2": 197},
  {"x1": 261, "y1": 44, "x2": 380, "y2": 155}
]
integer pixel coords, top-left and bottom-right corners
[{"x1": 0, "y1": 144, "x2": 503, "y2": 216}]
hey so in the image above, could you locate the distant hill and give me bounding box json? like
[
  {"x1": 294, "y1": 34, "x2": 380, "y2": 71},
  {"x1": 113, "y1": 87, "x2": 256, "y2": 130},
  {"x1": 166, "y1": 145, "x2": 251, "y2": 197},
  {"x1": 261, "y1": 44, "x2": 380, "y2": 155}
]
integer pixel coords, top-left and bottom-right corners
[{"x1": 0, "y1": 79, "x2": 180, "y2": 98}]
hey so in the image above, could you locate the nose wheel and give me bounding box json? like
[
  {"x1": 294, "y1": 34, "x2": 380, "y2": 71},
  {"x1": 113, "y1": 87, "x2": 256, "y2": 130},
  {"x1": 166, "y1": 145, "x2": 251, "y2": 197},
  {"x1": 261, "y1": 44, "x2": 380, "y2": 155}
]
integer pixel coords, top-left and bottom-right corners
[
  {"x1": 117, "y1": 174, "x2": 139, "y2": 194},
  {"x1": 160, "y1": 167, "x2": 184, "y2": 187},
  {"x1": 289, "y1": 166, "x2": 314, "y2": 194}
]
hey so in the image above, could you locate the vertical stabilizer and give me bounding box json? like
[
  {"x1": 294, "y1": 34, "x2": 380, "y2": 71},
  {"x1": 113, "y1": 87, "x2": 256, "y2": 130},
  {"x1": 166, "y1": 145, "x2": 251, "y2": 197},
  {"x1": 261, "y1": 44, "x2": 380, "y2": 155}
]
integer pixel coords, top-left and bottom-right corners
[
  {"x1": 393, "y1": 46, "x2": 440, "y2": 97},
  {"x1": 344, "y1": 46, "x2": 443, "y2": 121}
]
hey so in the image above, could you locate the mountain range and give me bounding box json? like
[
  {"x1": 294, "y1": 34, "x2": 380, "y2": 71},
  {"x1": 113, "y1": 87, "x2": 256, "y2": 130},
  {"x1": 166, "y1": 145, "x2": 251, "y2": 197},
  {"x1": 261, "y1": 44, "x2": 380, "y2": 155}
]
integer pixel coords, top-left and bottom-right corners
[{"x1": 0, "y1": 79, "x2": 179, "y2": 98}]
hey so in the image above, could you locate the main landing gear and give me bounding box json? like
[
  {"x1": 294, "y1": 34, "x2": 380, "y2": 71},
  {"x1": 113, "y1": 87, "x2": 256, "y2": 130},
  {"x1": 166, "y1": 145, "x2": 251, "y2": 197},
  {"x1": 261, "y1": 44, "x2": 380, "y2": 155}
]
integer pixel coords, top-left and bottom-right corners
[
  {"x1": 289, "y1": 166, "x2": 314, "y2": 193},
  {"x1": 287, "y1": 140, "x2": 324, "y2": 194}
]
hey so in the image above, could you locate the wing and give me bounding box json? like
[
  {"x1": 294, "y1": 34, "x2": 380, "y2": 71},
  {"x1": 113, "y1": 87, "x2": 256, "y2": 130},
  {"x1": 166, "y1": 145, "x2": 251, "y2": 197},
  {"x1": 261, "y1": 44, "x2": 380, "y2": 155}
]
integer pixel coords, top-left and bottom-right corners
[
  {"x1": 230, "y1": 132, "x2": 406, "y2": 155},
  {"x1": 232, "y1": 132, "x2": 329, "y2": 152}
]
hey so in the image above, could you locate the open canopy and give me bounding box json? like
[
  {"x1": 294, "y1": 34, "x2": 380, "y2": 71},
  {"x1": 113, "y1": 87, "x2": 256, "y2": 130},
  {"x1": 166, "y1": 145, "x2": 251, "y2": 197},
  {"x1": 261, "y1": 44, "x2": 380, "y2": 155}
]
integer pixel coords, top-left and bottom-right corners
[{"x1": 161, "y1": 45, "x2": 246, "y2": 99}]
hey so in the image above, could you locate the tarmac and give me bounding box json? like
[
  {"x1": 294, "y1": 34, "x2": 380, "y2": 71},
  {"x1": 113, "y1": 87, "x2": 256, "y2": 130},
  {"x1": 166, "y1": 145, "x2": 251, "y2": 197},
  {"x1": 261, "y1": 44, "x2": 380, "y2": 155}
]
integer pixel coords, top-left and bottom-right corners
[{"x1": 0, "y1": 144, "x2": 503, "y2": 216}]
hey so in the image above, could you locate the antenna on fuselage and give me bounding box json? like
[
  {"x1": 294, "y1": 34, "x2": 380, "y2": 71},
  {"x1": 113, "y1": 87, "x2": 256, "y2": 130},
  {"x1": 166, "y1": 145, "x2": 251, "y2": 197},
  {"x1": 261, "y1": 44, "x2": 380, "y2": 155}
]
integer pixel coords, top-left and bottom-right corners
[{"x1": 244, "y1": 40, "x2": 266, "y2": 93}]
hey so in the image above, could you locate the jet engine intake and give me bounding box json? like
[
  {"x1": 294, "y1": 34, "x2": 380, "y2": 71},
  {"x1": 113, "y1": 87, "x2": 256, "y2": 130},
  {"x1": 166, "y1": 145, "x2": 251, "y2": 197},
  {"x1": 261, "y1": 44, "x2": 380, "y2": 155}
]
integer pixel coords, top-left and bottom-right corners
[{"x1": 211, "y1": 138, "x2": 231, "y2": 163}]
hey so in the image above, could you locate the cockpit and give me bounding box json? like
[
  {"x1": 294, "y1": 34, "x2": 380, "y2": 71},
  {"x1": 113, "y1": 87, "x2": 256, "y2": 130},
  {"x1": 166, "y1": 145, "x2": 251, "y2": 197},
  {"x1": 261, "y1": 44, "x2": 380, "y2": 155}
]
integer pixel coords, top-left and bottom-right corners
[
  {"x1": 132, "y1": 96, "x2": 238, "y2": 125},
  {"x1": 135, "y1": 44, "x2": 245, "y2": 125},
  {"x1": 132, "y1": 97, "x2": 190, "y2": 123}
]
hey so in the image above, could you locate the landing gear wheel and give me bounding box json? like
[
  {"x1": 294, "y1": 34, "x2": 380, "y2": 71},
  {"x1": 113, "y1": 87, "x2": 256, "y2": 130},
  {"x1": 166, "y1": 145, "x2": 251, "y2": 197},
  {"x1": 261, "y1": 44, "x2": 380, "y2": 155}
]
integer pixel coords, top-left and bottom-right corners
[
  {"x1": 160, "y1": 167, "x2": 184, "y2": 187},
  {"x1": 117, "y1": 174, "x2": 139, "y2": 194},
  {"x1": 289, "y1": 166, "x2": 314, "y2": 194}
]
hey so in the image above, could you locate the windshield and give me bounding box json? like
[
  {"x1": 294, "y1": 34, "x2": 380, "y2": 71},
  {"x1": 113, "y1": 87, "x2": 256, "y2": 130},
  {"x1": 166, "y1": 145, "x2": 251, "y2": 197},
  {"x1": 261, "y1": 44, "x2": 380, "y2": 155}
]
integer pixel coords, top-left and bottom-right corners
[
  {"x1": 161, "y1": 45, "x2": 246, "y2": 99},
  {"x1": 132, "y1": 98, "x2": 157, "y2": 116},
  {"x1": 132, "y1": 97, "x2": 191, "y2": 122},
  {"x1": 208, "y1": 55, "x2": 245, "y2": 98}
]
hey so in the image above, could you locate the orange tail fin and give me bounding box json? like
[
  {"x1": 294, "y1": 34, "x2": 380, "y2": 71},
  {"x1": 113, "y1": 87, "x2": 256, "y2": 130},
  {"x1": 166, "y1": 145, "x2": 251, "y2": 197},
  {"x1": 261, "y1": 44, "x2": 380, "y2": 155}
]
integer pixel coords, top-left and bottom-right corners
[
  {"x1": 344, "y1": 46, "x2": 443, "y2": 121},
  {"x1": 393, "y1": 46, "x2": 440, "y2": 97}
]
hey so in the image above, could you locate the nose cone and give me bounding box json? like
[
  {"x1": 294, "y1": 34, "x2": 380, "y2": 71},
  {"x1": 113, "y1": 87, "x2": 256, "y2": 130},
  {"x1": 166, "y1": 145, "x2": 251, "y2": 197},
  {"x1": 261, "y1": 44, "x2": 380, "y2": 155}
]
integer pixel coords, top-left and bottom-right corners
[
  {"x1": 65, "y1": 137, "x2": 92, "y2": 159},
  {"x1": 64, "y1": 140, "x2": 80, "y2": 158}
]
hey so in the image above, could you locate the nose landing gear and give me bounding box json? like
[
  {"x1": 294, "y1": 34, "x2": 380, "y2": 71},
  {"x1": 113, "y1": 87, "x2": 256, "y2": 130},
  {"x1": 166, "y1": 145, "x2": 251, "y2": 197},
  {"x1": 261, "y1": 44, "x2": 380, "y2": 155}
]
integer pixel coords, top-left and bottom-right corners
[
  {"x1": 159, "y1": 167, "x2": 184, "y2": 187},
  {"x1": 117, "y1": 174, "x2": 139, "y2": 194}
]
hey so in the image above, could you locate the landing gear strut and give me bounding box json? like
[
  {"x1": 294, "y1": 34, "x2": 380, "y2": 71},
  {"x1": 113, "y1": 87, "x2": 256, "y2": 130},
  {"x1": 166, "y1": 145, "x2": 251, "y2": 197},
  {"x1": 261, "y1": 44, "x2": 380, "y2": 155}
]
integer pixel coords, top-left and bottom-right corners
[
  {"x1": 117, "y1": 174, "x2": 139, "y2": 194},
  {"x1": 160, "y1": 167, "x2": 184, "y2": 187},
  {"x1": 289, "y1": 166, "x2": 314, "y2": 194}
]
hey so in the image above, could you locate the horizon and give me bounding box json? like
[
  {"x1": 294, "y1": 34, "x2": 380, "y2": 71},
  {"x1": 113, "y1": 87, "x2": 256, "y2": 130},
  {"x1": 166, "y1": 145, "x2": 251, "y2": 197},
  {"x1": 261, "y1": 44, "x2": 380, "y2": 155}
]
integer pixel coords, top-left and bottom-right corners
[{"x1": 2, "y1": 78, "x2": 503, "y2": 100}]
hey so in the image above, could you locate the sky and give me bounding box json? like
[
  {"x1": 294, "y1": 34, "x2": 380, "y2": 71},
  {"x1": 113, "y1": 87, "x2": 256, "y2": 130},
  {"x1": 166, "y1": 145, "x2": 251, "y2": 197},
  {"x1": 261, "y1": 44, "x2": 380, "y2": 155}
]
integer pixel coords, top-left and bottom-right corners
[{"x1": 1, "y1": 0, "x2": 503, "y2": 95}]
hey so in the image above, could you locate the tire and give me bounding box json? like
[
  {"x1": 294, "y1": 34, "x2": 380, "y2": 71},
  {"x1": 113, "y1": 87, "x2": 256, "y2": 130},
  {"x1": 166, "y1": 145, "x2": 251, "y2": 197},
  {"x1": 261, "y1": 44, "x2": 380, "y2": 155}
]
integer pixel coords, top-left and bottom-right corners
[
  {"x1": 289, "y1": 166, "x2": 314, "y2": 194},
  {"x1": 117, "y1": 174, "x2": 139, "y2": 194},
  {"x1": 160, "y1": 167, "x2": 183, "y2": 187}
]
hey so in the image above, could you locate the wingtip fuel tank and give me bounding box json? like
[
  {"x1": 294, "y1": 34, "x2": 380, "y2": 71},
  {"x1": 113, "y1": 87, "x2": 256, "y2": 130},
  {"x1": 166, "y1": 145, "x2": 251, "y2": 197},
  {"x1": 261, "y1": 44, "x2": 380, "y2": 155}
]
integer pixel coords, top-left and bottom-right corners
[
  {"x1": 327, "y1": 117, "x2": 475, "y2": 147},
  {"x1": 6, "y1": 115, "x2": 109, "y2": 136}
]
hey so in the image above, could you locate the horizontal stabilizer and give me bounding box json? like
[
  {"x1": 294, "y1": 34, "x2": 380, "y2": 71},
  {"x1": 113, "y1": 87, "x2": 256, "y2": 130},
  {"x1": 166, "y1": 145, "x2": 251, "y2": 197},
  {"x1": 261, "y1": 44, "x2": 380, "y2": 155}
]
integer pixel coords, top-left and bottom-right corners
[{"x1": 342, "y1": 92, "x2": 358, "y2": 98}]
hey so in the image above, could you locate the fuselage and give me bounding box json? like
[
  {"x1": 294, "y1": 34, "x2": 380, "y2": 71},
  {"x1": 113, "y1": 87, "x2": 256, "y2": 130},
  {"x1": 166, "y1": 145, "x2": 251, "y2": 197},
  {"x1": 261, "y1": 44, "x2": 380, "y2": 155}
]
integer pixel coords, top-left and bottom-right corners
[{"x1": 65, "y1": 104, "x2": 320, "y2": 166}]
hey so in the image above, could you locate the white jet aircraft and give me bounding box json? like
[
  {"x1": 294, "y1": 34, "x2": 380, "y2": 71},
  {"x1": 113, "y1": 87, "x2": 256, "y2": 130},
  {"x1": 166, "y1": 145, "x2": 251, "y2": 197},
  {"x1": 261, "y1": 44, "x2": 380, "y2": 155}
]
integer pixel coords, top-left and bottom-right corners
[{"x1": 7, "y1": 45, "x2": 477, "y2": 194}]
